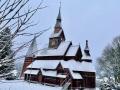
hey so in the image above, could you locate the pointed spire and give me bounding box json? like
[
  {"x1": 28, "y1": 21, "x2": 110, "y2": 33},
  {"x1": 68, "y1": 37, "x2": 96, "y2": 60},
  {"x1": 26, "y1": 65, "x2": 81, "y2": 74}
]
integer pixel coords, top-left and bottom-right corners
[
  {"x1": 85, "y1": 40, "x2": 89, "y2": 50},
  {"x1": 57, "y1": 2, "x2": 61, "y2": 21},
  {"x1": 84, "y1": 40, "x2": 90, "y2": 56},
  {"x1": 82, "y1": 40, "x2": 92, "y2": 62},
  {"x1": 26, "y1": 36, "x2": 37, "y2": 57},
  {"x1": 55, "y1": 2, "x2": 62, "y2": 29}
]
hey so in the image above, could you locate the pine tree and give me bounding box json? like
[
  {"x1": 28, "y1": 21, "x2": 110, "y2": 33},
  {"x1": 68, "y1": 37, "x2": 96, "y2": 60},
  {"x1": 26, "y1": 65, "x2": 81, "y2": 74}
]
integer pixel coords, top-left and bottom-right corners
[{"x1": 0, "y1": 27, "x2": 14, "y2": 78}]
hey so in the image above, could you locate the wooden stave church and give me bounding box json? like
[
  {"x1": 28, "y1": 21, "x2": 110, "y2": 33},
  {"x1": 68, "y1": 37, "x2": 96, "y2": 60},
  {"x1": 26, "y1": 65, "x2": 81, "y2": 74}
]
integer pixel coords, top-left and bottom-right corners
[{"x1": 21, "y1": 8, "x2": 96, "y2": 89}]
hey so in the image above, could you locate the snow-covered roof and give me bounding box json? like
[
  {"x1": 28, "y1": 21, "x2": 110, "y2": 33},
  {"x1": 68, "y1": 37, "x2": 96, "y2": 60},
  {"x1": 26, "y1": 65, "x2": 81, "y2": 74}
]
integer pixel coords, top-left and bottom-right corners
[
  {"x1": 50, "y1": 30, "x2": 62, "y2": 38},
  {"x1": 27, "y1": 60, "x2": 95, "y2": 72},
  {"x1": 41, "y1": 69, "x2": 66, "y2": 78},
  {"x1": 41, "y1": 69, "x2": 56, "y2": 77},
  {"x1": 69, "y1": 70, "x2": 82, "y2": 79},
  {"x1": 37, "y1": 41, "x2": 71, "y2": 56},
  {"x1": 57, "y1": 74, "x2": 66, "y2": 78},
  {"x1": 61, "y1": 60, "x2": 95, "y2": 72},
  {"x1": 27, "y1": 60, "x2": 59, "y2": 69},
  {"x1": 66, "y1": 45, "x2": 79, "y2": 56},
  {"x1": 24, "y1": 70, "x2": 39, "y2": 75},
  {"x1": 81, "y1": 51, "x2": 92, "y2": 60}
]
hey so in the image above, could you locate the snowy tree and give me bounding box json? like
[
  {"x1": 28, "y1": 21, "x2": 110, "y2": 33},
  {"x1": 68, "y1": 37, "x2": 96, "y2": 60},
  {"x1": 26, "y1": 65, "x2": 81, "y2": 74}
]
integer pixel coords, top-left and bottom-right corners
[
  {"x1": 0, "y1": 27, "x2": 14, "y2": 77},
  {"x1": 0, "y1": 0, "x2": 47, "y2": 78},
  {"x1": 96, "y1": 35, "x2": 120, "y2": 83}
]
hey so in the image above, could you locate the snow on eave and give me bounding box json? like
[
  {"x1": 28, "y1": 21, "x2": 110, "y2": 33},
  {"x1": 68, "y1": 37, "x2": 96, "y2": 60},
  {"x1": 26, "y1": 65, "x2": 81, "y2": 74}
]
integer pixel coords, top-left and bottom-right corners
[
  {"x1": 24, "y1": 69, "x2": 39, "y2": 75},
  {"x1": 27, "y1": 60, "x2": 60, "y2": 69},
  {"x1": 37, "y1": 41, "x2": 71, "y2": 56},
  {"x1": 66, "y1": 45, "x2": 79, "y2": 56},
  {"x1": 70, "y1": 70, "x2": 82, "y2": 79},
  {"x1": 61, "y1": 60, "x2": 96, "y2": 72},
  {"x1": 27, "y1": 59, "x2": 96, "y2": 73},
  {"x1": 41, "y1": 69, "x2": 66, "y2": 78}
]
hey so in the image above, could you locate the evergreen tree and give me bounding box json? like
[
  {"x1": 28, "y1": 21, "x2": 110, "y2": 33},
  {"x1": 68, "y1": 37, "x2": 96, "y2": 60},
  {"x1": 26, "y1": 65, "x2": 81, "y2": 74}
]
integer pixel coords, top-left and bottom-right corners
[
  {"x1": 96, "y1": 35, "x2": 120, "y2": 83},
  {"x1": 0, "y1": 27, "x2": 14, "y2": 78}
]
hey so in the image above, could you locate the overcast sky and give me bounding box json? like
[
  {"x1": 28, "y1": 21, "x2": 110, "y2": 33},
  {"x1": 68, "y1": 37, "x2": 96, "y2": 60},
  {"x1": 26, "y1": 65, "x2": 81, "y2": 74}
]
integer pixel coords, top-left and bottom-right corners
[{"x1": 25, "y1": 0, "x2": 120, "y2": 62}]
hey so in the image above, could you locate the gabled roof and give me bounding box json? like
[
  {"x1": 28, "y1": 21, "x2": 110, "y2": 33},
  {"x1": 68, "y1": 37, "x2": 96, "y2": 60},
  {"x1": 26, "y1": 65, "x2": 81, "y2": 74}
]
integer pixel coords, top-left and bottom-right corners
[
  {"x1": 27, "y1": 60, "x2": 95, "y2": 72},
  {"x1": 37, "y1": 41, "x2": 71, "y2": 56},
  {"x1": 61, "y1": 60, "x2": 95, "y2": 72},
  {"x1": 66, "y1": 45, "x2": 79, "y2": 56},
  {"x1": 27, "y1": 60, "x2": 59, "y2": 69},
  {"x1": 24, "y1": 69, "x2": 39, "y2": 75},
  {"x1": 41, "y1": 69, "x2": 66, "y2": 78}
]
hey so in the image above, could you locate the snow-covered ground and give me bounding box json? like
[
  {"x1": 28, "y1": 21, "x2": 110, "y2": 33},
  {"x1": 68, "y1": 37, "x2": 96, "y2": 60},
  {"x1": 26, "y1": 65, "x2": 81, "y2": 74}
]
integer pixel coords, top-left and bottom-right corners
[
  {"x1": 0, "y1": 80, "x2": 101, "y2": 90},
  {"x1": 0, "y1": 80, "x2": 62, "y2": 90}
]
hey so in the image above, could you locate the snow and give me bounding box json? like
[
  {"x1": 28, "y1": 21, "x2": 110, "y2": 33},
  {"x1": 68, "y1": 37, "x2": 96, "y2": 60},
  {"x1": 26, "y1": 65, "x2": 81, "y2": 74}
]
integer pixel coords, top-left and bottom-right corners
[
  {"x1": 50, "y1": 30, "x2": 62, "y2": 38},
  {"x1": 27, "y1": 60, "x2": 95, "y2": 72},
  {"x1": 61, "y1": 60, "x2": 95, "y2": 72},
  {"x1": 79, "y1": 61, "x2": 95, "y2": 72},
  {"x1": 27, "y1": 60, "x2": 60, "y2": 69},
  {"x1": 69, "y1": 70, "x2": 82, "y2": 79},
  {"x1": 41, "y1": 69, "x2": 57, "y2": 77},
  {"x1": 37, "y1": 41, "x2": 71, "y2": 56},
  {"x1": 57, "y1": 74, "x2": 66, "y2": 78},
  {"x1": 84, "y1": 88, "x2": 100, "y2": 90},
  {"x1": 81, "y1": 51, "x2": 92, "y2": 60},
  {"x1": 41, "y1": 69, "x2": 66, "y2": 78},
  {"x1": 66, "y1": 45, "x2": 79, "y2": 56},
  {"x1": 24, "y1": 70, "x2": 39, "y2": 75},
  {"x1": 11, "y1": 70, "x2": 18, "y2": 76},
  {"x1": 0, "y1": 80, "x2": 62, "y2": 90}
]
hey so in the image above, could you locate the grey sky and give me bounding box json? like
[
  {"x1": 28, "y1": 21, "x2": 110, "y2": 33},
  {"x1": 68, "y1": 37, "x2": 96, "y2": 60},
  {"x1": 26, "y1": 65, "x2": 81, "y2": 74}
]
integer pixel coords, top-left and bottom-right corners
[{"x1": 25, "y1": 0, "x2": 120, "y2": 62}]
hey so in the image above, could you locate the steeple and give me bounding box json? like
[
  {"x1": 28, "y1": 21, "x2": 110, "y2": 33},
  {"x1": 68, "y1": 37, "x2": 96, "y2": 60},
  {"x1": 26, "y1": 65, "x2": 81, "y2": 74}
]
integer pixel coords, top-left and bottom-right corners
[
  {"x1": 81, "y1": 40, "x2": 92, "y2": 62},
  {"x1": 54, "y1": 3, "x2": 62, "y2": 30},
  {"x1": 57, "y1": 7, "x2": 61, "y2": 21},
  {"x1": 49, "y1": 2, "x2": 65, "y2": 49},
  {"x1": 26, "y1": 36, "x2": 37, "y2": 57},
  {"x1": 84, "y1": 40, "x2": 90, "y2": 56}
]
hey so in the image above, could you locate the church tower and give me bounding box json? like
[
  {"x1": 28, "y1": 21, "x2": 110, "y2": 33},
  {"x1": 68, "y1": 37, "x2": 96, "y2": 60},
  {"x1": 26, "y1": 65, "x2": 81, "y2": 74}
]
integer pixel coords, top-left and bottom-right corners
[
  {"x1": 21, "y1": 36, "x2": 37, "y2": 77},
  {"x1": 49, "y1": 7, "x2": 65, "y2": 49}
]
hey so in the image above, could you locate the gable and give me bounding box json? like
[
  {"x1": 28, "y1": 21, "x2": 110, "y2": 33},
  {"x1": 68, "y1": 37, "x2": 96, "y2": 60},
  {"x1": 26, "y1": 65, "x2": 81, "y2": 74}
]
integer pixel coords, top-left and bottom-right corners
[{"x1": 56, "y1": 62, "x2": 63, "y2": 70}]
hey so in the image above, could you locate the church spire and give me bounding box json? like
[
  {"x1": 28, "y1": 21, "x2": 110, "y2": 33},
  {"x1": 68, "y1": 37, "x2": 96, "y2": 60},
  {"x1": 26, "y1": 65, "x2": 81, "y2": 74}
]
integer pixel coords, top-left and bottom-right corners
[
  {"x1": 55, "y1": 2, "x2": 62, "y2": 29},
  {"x1": 84, "y1": 40, "x2": 90, "y2": 56},
  {"x1": 81, "y1": 40, "x2": 92, "y2": 62},
  {"x1": 26, "y1": 36, "x2": 38, "y2": 57},
  {"x1": 57, "y1": 3, "x2": 61, "y2": 21},
  {"x1": 49, "y1": 2, "x2": 65, "y2": 49},
  {"x1": 85, "y1": 40, "x2": 89, "y2": 50}
]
